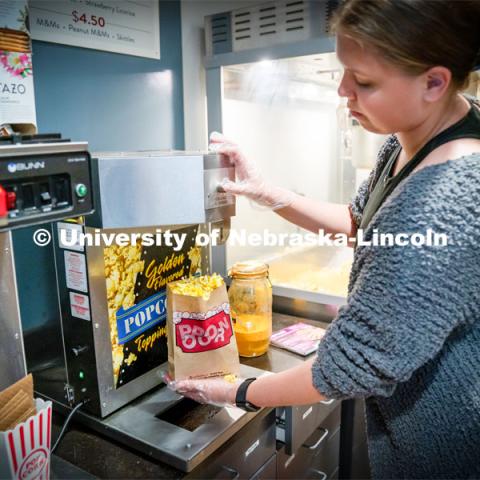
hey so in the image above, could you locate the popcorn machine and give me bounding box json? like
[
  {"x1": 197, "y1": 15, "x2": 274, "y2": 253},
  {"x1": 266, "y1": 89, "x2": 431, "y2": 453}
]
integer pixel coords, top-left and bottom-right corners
[
  {"x1": 35, "y1": 151, "x2": 234, "y2": 417},
  {"x1": 32, "y1": 150, "x2": 269, "y2": 472}
]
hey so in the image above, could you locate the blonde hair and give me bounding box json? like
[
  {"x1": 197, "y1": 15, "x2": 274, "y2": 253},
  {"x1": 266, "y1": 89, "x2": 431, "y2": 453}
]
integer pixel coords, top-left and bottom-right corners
[{"x1": 332, "y1": 0, "x2": 480, "y2": 90}]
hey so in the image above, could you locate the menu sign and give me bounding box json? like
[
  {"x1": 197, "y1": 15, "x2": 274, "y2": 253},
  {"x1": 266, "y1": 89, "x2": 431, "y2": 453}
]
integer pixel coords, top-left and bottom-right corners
[
  {"x1": 30, "y1": 0, "x2": 160, "y2": 59},
  {"x1": 0, "y1": 1, "x2": 28, "y2": 30}
]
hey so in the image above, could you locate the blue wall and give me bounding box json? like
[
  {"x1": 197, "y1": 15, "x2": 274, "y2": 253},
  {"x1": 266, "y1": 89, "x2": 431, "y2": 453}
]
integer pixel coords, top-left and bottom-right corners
[
  {"x1": 15, "y1": 0, "x2": 184, "y2": 333},
  {"x1": 31, "y1": 0, "x2": 184, "y2": 151}
]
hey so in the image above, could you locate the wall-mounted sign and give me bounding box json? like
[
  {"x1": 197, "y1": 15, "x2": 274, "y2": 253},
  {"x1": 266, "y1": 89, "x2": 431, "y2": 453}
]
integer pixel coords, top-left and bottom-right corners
[
  {"x1": 29, "y1": 0, "x2": 160, "y2": 60},
  {"x1": 0, "y1": 1, "x2": 36, "y2": 129},
  {"x1": 0, "y1": 0, "x2": 28, "y2": 31},
  {"x1": 0, "y1": 51, "x2": 36, "y2": 128}
]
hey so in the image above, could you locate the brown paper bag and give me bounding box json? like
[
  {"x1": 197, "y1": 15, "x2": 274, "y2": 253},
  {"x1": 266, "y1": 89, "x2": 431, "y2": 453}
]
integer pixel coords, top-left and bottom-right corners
[{"x1": 167, "y1": 279, "x2": 240, "y2": 381}]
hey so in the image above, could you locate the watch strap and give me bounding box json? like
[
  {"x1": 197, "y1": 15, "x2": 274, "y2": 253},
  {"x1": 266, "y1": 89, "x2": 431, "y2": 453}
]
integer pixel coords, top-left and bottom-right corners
[{"x1": 235, "y1": 377, "x2": 260, "y2": 412}]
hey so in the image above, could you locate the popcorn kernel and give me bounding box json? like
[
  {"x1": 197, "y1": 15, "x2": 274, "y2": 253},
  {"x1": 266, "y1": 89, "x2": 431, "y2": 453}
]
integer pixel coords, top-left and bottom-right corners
[
  {"x1": 170, "y1": 273, "x2": 224, "y2": 300},
  {"x1": 224, "y1": 374, "x2": 237, "y2": 384}
]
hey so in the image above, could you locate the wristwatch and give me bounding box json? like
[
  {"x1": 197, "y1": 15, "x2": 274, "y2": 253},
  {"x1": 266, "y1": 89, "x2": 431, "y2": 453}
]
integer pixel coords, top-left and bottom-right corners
[{"x1": 235, "y1": 377, "x2": 260, "y2": 412}]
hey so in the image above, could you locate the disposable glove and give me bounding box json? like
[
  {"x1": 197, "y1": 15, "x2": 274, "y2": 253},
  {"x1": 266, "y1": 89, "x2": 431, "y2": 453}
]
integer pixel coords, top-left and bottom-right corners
[
  {"x1": 209, "y1": 131, "x2": 295, "y2": 210},
  {"x1": 163, "y1": 373, "x2": 243, "y2": 408}
]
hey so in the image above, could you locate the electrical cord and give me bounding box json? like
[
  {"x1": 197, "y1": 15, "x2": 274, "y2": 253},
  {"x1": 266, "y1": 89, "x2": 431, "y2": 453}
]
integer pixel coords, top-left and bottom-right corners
[{"x1": 52, "y1": 400, "x2": 89, "y2": 453}]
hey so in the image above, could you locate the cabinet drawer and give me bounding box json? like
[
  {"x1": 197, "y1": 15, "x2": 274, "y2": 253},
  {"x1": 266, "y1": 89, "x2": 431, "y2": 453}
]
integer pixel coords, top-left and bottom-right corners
[
  {"x1": 303, "y1": 405, "x2": 341, "y2": 453},
  {"x1": 276, "y1": 406, "x2": 341, "y2": 479},
  {"x1": 250, "y1": 453, "x2": 276, "y2": 480},
  {"x1": 187, "y1": 409, "x2": 276, "y2": 480},
  {"x1": 307, "y1": 427, "x2": 340, "y2": 479},
  {"x1": 276, "y1": 398, "x2": 338, "y2": 454}
]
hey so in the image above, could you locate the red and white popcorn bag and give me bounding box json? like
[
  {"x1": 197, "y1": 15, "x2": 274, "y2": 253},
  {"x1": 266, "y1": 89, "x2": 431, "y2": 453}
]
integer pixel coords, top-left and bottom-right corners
[
  {"x1": 0, "y1": 398, "x2": 52, "y2": 480},
  {"x1": 167, "y1": 275, "x2": 240, "y2": 381}
]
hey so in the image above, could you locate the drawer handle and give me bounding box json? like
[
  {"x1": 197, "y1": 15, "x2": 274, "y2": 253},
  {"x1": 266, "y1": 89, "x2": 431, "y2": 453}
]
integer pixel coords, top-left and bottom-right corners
[
  {"x1": 309, "y1": 468, "x2": 327, "y2": 480},
  {"x1": 220, "y1": 465, "x2": 240, "y2": 479},
  {"x1": 303, "y1": 428, "x2": 329, "y2": 450},
  {"x1": 320, "y1": 399, "x2": 335, "y2": 405}
]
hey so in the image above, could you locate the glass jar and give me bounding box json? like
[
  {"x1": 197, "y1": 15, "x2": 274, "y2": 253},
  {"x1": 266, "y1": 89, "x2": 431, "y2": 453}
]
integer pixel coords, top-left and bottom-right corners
[{"x1": 228, "y1": 261, "x2": 272, "y2": 357}]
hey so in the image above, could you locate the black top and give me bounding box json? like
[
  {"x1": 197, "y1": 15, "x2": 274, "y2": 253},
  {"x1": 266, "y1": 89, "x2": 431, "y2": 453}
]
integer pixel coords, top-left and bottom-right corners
[{"x1": 360, "y1": 97, "x2": 480, "y2": 230}]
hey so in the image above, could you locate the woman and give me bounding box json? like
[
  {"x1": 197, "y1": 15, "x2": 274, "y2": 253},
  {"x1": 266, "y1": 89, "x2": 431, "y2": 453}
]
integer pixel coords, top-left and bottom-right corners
[{"x1": 167, "y1": 1, "x2": 480, "y2": 477}]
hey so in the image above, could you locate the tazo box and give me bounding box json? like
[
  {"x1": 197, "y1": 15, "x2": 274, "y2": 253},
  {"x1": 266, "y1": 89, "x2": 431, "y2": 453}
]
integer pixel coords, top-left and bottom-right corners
[{"x1": 167, "y1": 274, "x2": 240, "y2": 381}]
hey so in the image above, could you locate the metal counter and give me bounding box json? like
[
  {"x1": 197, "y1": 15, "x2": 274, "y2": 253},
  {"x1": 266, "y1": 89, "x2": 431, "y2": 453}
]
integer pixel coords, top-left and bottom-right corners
[
  {"x1": 49, "y1": 313, "x2": 326, "y2": 478},
  {"x1": 50, "y1": 313, "x2": 339, "y2": 478}
]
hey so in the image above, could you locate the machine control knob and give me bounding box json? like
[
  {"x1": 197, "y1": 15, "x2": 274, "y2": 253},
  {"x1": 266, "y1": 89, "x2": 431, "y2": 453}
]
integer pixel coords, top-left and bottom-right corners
[
  {"x1": 72, "y1": 345, "x2": 88, "y2": 357},
  {"x1": 40, "y1": 191, "x2": 51, "y2": 202},
  {"x1": 0, "y1": 186, "x2": 7, "y2": 218},
  {"x1": 6, "y1": 191, "x2": 17, "y2": 210},
  {"x1": 75, "y1": 183, "x2": 88, "y2": 198}
]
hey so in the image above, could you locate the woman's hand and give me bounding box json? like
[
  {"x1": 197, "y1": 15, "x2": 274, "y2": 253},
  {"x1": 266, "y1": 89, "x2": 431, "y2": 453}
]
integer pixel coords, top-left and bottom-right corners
[
  {"x1": 164, "y1": 373, "x2": 242, "y2": 407},
  {"x1": 209, "y1": 131, "x2": 295, "y2": 210}
]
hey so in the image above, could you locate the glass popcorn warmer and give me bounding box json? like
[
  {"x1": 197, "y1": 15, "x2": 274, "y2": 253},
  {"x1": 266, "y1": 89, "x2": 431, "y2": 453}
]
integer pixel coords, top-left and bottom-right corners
[{"x1": 207, "y1": 50, "x2": 387, "y2": 319}]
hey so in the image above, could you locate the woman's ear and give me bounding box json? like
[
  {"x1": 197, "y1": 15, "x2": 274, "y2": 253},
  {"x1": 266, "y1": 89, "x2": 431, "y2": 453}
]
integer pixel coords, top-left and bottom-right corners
[{"x1": 423, "y1": 66, "x2": 452, "y2": 102}]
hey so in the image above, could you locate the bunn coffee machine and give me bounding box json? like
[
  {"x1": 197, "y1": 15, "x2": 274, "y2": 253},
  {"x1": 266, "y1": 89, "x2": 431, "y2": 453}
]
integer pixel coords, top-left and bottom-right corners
[{"x1": 0, "y1": 134, "x2": 93, "y2": 392}]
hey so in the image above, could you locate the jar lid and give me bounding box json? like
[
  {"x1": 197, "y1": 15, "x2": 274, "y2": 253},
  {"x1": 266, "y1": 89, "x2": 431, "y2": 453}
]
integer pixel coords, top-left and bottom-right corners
[{"x1": 229, "y1": 261, "x2": 269, "y2": 278}]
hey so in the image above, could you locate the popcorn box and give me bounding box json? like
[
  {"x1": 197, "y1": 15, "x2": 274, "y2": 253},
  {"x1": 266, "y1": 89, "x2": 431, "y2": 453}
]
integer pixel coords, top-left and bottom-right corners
[{"x1": 0, "y1": 399, "x2": 52, "y2": 480}]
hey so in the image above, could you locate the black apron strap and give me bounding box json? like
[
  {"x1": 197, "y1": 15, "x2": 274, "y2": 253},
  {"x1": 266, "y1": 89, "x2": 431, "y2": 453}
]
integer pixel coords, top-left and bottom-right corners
[{"x1": 359, "y1": 99, "x2": 480, "y2": 231}]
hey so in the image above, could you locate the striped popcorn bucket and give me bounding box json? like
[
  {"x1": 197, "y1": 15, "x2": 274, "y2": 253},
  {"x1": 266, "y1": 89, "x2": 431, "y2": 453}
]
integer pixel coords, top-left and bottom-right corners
[{"x1": 0, "y1": 399, "x2": 52, "y2": 480}]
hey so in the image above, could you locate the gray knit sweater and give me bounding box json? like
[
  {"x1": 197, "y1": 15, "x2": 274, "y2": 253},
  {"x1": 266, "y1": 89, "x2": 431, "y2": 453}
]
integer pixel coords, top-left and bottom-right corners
[{"x1": 312, "y1": 135, "x2": 480, "y2": 479}]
